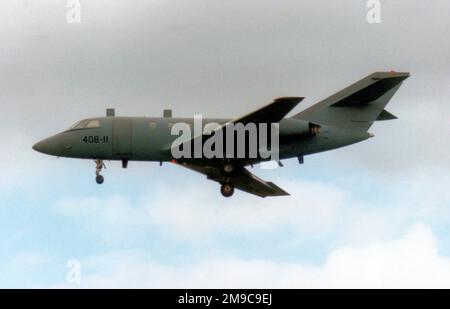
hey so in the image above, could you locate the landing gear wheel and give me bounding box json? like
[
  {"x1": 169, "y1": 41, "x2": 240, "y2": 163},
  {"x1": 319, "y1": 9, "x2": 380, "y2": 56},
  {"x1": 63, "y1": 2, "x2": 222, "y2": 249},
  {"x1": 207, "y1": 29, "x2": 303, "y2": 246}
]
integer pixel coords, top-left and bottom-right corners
[
  {"x1": 96, "y1": 175, "x2": 104, "y2": 184},
  {"x1": 94, "y1": 159, "x2": 106, "y2": 185},
  {"x1": 221, "y1": 183, "x2": 234, "y2": 197},
  {"x1": 222, "y1": 162, "x2": 235, "y2": 175}
]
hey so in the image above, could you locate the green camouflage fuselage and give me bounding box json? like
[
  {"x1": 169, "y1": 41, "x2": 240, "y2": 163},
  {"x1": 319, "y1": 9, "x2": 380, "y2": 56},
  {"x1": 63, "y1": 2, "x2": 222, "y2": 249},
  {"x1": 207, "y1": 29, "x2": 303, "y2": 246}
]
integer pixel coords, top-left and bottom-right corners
[{"x1": 34, "y1": 116, "x2": 370, "y2": 164}]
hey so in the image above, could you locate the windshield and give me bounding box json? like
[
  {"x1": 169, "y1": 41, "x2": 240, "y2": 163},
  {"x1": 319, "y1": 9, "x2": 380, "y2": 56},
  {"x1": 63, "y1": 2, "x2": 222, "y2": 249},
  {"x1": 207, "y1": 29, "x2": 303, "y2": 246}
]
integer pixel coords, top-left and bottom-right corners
[{"x1": 69, "y1": 119, "x2": 101, "y2": 130}]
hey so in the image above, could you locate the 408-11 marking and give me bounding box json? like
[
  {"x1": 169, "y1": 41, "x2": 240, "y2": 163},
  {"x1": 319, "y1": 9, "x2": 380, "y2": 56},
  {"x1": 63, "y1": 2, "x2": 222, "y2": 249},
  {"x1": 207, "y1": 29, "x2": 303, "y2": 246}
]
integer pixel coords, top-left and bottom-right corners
[{"x1": 82, "y1": 136, "x2": 109, "y2": 144}]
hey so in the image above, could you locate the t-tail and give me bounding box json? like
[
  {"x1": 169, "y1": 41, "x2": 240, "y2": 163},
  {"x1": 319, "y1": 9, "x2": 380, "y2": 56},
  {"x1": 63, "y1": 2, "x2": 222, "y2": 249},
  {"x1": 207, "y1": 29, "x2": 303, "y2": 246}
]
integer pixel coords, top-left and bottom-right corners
[{"x1": 293, "y1": 72, "x2": 410, "y2": 131}]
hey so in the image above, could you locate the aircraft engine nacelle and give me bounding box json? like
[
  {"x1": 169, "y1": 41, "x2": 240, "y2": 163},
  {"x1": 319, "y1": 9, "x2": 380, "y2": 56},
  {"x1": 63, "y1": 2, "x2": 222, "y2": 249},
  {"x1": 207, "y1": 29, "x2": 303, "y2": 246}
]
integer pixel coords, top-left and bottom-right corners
[{"x1": 279, "y1": 119, "x2": 321, "y2": 138}]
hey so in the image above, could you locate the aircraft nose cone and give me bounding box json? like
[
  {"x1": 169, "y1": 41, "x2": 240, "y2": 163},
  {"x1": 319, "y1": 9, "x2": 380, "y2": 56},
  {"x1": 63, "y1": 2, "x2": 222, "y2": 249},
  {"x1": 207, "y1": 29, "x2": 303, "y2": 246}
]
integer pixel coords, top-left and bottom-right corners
[
  {"x1": 32, "y1": 136, "x2": 61, "y2": 156},
  {"x1": 32, "y1": 139, "x2": 48, "y2": 153}
]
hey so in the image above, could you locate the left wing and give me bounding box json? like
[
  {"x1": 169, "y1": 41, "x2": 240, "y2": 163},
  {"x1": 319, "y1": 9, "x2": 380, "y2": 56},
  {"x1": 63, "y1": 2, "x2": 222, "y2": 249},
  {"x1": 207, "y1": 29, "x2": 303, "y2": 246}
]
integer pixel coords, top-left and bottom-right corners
[{"x1": 176, "y1": 162, "x2": 289, "y2": 198}]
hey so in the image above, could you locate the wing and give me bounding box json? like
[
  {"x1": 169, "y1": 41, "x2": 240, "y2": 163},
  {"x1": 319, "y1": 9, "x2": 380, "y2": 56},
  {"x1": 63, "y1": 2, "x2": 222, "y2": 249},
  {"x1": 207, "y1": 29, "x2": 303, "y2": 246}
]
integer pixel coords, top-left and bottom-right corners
[
  {"x1": 176, "y1": 162, "x2": 289, "y2": 198},
  {"x1": 170, "y1": 97, "x2": 304, "y2": 155},
  {"x1": 168, "y1": 97, "x2": 300, "y2": 197},
  {"x1": 228, "y1": 96, "x2": 304, "y2": 125}
]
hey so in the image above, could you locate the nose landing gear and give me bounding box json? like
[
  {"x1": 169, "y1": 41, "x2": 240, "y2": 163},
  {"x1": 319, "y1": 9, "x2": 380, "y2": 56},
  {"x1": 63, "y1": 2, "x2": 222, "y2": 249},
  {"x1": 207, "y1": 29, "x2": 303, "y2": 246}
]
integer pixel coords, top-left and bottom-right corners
[{"x1": 95, "y1": 159, "x2": 106, "y2": 184}]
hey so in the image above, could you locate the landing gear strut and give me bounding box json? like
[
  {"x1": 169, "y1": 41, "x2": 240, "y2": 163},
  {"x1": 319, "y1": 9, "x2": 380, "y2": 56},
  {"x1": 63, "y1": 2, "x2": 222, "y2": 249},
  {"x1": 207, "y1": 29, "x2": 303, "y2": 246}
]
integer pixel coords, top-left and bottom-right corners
[
  {"x1": 220, "y1": 183, "x2": 234, "y2": 197},
  {"x1": 95, "y1": 159, "x2": 105, "y2": 184}
]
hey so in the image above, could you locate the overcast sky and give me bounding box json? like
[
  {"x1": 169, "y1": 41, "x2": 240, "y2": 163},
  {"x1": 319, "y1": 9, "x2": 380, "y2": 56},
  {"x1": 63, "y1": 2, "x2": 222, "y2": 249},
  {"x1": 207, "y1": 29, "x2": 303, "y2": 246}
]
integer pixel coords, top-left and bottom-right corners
[{"x1": 0, "y1": 0, "x2": 449, "y2": 288}]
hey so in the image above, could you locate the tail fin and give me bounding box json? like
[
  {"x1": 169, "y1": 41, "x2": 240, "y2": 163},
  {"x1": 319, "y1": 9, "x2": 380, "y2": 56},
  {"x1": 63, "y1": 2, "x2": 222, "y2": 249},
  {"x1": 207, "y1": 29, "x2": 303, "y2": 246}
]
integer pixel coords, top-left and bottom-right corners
[{"x1": 293, "y1": 72, "x2": 410, "y2": 131}]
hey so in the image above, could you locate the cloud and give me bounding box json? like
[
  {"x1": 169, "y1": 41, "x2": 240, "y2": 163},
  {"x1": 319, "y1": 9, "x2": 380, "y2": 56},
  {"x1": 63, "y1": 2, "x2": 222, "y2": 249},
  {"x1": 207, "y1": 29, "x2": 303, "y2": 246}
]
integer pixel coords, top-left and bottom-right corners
[
  {"x1": 9, "y1": 251, "x2": 52, "y2": 269},
  {"x1": 54, "y1": 195, "x2": 152, "y2": 243},
  {"x1": 52, "y1": 165, "x2": 450, "y2": 249},
  {"x1": 2, "y1": 0, "x2": 450, "y2": 288},
  {"x1": 55, "y1": 223, "x2": 450, "y2": 288},
  {"x1": 53, "y1": 178, "x2": 347, "y2": 245},
  {"x1": 0, "y1": 133, "x2": 51, "y2": 194},
  {"x1": 147, "y1": 179, "x2": 346, "y2": 239},
  {"x1": 322, "y1": 223, "x2": 442, "y2": 288},
  {"x1": 1, "y1": 0, "x2": 448, "y2": 195},
  {"x1": 0, "y1": 251, "x2": 53, "y2": 288}
]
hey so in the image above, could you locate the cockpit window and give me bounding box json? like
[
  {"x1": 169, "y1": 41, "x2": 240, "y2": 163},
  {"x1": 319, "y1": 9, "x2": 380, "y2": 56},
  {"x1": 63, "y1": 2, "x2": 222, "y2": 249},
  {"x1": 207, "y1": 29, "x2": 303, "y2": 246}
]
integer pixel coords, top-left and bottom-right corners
[
  {"x1": 70, "y1": 120, "x2": 89, "y2": 130},
  {"x1": 69, "y1": 119, "x2": 101, "y2": 130},
  {"x1": 85, "y1": 120, "x2": 100, "y2": 128}
]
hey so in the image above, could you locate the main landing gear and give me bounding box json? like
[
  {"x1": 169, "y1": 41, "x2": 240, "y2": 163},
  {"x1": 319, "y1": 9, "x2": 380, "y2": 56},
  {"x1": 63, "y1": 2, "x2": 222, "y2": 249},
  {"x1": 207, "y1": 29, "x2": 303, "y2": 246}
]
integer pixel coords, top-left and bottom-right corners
[
  {"x1": 221, "y1": 162, "x2": 235, "y2": 175},
  {"x1": 220, "y1": 161, "x2": 237, "y2": 197},
  {"x1": 95, "y1": 159, "x2": 106, "y2": 184},
  {"x1": 220, "y1": 183, "x2": 235, "y2": 198}
]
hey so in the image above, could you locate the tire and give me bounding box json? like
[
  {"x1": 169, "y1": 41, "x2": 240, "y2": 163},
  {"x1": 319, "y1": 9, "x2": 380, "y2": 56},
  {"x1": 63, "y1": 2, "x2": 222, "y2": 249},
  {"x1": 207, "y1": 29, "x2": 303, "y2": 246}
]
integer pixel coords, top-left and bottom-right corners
[
  {"x1": 96, "y1": 175, "x2": 104, "y2": 184},
  {"x1": 222, "y1": 162, "x2": 235, "y2": 175},
  {"x1": 220, "y1": 183, "x2": 234, "y2": 197}
]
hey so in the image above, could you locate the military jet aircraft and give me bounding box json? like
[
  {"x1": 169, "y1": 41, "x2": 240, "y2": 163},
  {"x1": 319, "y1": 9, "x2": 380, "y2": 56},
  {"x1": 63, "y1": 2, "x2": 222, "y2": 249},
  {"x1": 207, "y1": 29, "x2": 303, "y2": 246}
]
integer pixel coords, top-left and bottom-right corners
[{"x1": 33, "y1": 72, "x2": 409, "y2": 197}]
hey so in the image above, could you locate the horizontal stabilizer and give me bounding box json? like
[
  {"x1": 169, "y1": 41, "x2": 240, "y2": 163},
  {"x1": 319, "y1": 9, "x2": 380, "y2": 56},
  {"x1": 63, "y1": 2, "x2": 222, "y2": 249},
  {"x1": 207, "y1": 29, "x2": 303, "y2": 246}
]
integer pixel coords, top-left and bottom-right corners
[{"x1": 376, "y1": 109, "x2": 397, "y2": 121}]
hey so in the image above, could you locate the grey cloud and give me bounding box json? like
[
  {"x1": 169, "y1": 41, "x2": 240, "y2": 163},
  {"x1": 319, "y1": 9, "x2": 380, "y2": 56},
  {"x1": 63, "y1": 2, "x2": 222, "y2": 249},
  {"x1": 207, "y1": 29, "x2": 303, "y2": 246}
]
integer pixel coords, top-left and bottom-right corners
[{"x1": 0, "y1": 0, "x2": 448, "y2": 175}]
